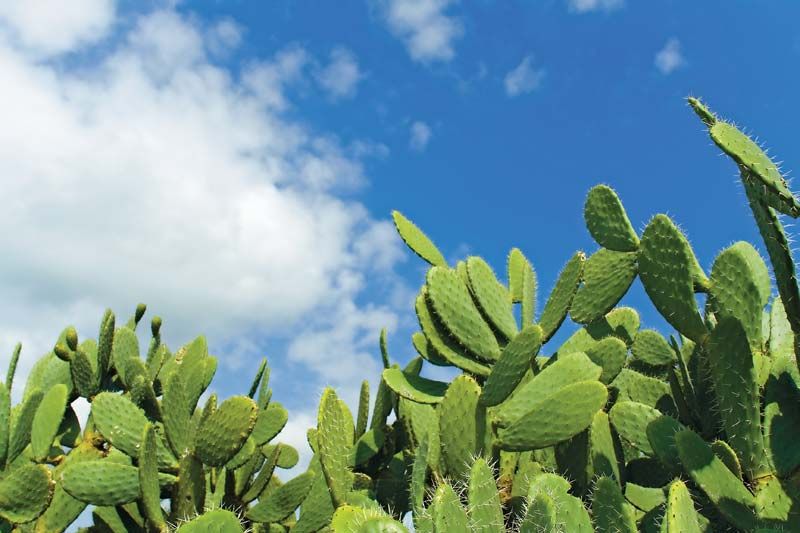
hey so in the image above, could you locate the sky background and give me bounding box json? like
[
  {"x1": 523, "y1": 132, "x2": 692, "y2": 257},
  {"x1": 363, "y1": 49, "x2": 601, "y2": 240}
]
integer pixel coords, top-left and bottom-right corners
[{"x1": 1, "y1": 0, "x2": 799, "y2": 478}]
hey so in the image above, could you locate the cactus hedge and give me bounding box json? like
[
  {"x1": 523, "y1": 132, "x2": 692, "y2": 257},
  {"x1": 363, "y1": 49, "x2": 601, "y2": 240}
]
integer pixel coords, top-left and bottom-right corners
[{"x1": 1, "y1": 97, "x2": 800, "y2": 532}]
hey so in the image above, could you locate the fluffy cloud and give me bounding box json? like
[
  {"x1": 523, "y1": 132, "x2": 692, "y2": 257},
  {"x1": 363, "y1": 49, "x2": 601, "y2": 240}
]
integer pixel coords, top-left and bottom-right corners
[
  {"x1": 567, "y1": 0, "x2": 624, "y2": 13},
  {"x1": 654, "y1": 38, "x2": 685, "y2": 75},
  {"x1": 0, "y1": 2, "x2": 407, "y2": 420},
  {"x1": 409, "y1": 121, "x2": 432, "y2": 151},
  {"x1": 378, "y1": 0, "x2": 463, "y2": 63},
  {"x1": 504, "y1": 56, "x2": 545, "y2": 97},
  {"x1": 316, "y1": 47, "x2": 363, "y2": 100},
  {"x1": 0, "y1": 0, "x2": 115, "y2": 56}
]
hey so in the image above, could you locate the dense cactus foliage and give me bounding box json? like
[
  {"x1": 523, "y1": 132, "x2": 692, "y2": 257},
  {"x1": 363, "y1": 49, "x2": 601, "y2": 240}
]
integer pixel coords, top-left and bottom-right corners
[{"x1": 1, "y1": 97, "x2": 799, "y2": 532}]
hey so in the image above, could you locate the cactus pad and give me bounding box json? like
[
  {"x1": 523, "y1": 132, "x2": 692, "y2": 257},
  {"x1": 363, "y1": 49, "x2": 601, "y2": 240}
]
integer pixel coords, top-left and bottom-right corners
[
  {"x1": 570, "y1": 248, "x2": 637, "y2": 325},
  {"x1": 584, "y1": 185, "x2": 639, "y2": 252},
  {"x1": 196, "y1": 395, "x2": 257, "y2": 467}
]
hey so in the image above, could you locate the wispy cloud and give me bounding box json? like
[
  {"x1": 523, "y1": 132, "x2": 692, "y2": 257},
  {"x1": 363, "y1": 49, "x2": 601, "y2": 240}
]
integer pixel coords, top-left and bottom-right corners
[
  {"x1": 409, "y1": 121, "x2": 432, "y2": 151},
  {"x1": 315, "y1": 47, "x2": 363, "y2": 100},
  {"x1": 504, "y1": 56, "x2": 545, "y2": 97},
  {"x1": 378, "y1": 0, "x2": 463, "y2": 63},
  {"x1": 654, "y1": 37, "x2": 685, "y2": 74},
  {"x1": 567, "y1": 0, "x2": 624, "y2": 13}
]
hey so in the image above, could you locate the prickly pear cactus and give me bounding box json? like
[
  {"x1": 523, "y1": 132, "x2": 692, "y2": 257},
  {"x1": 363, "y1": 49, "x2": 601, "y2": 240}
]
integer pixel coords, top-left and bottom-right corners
[
  {"x1": 330, "y1": 97, "x2": 800, "y2": 531},
  {"x1": 0, "y1": 305, "x2": 313, "y2": 532},
  {"x1": 4, "y1": 96, "x2": 800, "y2": 532}
]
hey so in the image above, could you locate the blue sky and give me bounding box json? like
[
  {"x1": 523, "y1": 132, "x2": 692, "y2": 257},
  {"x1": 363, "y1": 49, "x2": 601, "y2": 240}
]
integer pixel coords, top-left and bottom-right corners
[{"x1": 1, "y1": 0, "x2": 799, "y2": 470}]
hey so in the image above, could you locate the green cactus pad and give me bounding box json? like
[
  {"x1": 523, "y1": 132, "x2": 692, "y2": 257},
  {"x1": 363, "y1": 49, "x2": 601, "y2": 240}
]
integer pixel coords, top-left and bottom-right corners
[
  {"x1": 415, "y1": 288, "x2": 490, "y2": 376},
  {"x1": 91, "y1": 392, "x2": 176, "y2": 468},
  {"x1": 318, "y1": 388, "x2": 355, "y2": 506},
  {"x1": 520, "y1": 491, "x2": 556, "y2": 533},
  {"x1": 30, "y1": 383, "x2": 68, "y2": 461},
  {"x1": 710, "y1": 439, "x2": 743, "y2": 480},
  {"x1": 467, "y1": 256, "x2": 518, "y2": 340},
  {"x1": 770, "y1": 297, "x2": 794, "y2": 359},
  {"x1": 6, "y1": 342, "x2": 20, "y2": 393},
  {"x1": 710, "y1": 243, "x2": 767, "y2": 349},
  {"x1": 539, "y1": 251, "x2": 585, "y2": 342},
  {"x1": 61, "y1": 461, "x2": 143, "y2": 506},
  {"x1": 392, "y1": 210, "x2": 448, "y2": 267},
  {"x1": 645, "y1": 415, "x2": 686, "y2": 468},
  {"x1": 675, "y1": 429, "x2": 758, "y2": 530},
  {"x1": 591, "y1": 476, "x2": 637, "y2": 533},
  {"x1": 252, "y1": 402, "x2": 289, "y2": 445},
  {"x1": 584, "y1": 185, "x2": 639, "y2": 252},
  {"x1": 111, "y1": 326, "x2": 140, "y2": 386},
  {"x1": 411, "y1": 331, "x2": 449, "y2": 366},
  {"x1": 585, "y1": 336, "x2": 627, "y2": 384},
  {"x1": 175, "y1": 509, "x2": 244, "y2": 533},
  {"x1": 426, "y1": 266, "x2": 501, "y2": 361},
  {"x1": 467, "y1": 458, "x2": 503, "y2": 533},
  {"x1": 744, "y1": 183, "x2": 800, "y2": 357},
  {"x1": 661, "y1": 480, "x2": 701, "y2": 532},
  {"x1": 196, "y1": 395, "x2": 257, "y2": 467},
  {"x1": 639, "y1": 215, "x2": 707, "y2": 342},
  {"x1": 494, "y1": 352, "x2": 601, "y2": 427},
  {"x1": 763, "y1": 365, "x2": 800, "y2": 477},
  {"x1": 139, "y1": 424, "x2": 166, "y2": 530},
  {"x1": 381, "y1": 367, "x2": 447, "y2": 404},
  {"x1": 521, "y1": 259, "x2": 537, "y2": 327},
  {"x1": 8, "y1": 388, "x2": 43, "y2": 464},
  {"x1": 610, "y1": 368, "x2": 673, "y2": 410},
  {"x1": 508, "y1": 247, "x2": 533, "y2": 304},
  {"x1": 247, "y1": 471, "x2": 315, "y2": 523},
  {"x1": 34, "y1": 441, "x2": 103, "y2": 532},
  {"x1": 439, "y1": 375, "x2": 485, "y2": 480},
  {"x1": 624, "y1": 483, "x2": 664, "y2": 512},
  {"x1": 162, "y1": 372, "x2": 191, "y2": 457},
  {"x1": 706, "y1": 316, "x2": 770, "y2": 479},
  {"x1": 687, "y1": 97, "x2": 716, "y2": 126},
  {"x1": 496, "y1": 380, "x2": 607, "y2": 451},
  {"x1": 431, "y1": 482, "x2": 469, "y2": 532},
  {"x1": 480, "y1": 325, "x2": 543, "y2": 406},
  {"x1": 609, "y1": 401, "x2": 667, "y2": 456},
  {"x1": 570, "y1": 249, "x2": 637, "y2": 325},
  {"x1": 710, "y1": 121, "x2": 800, "y2": 217},
  {"x1": 355, "y1": 380, "x2": 370, "y2": 439},
  {"x1": 0, "y1": 464, "x2": 52, "y2": 523},
  {"x1": 588, "y1": 410, "x2": 621, "y2": 484},
  {"x1": 69, "y1": 347, "x2": 97, "y2": 398},
  {"x1": 630, "y1": 329, "x2": 675, "y2": 367},
  {"x1": 330, "y1": 505, "x2": 409, "y2": 533},
  {"x1": 398, "y1": 398, "x2": 440, "y2": 470}
]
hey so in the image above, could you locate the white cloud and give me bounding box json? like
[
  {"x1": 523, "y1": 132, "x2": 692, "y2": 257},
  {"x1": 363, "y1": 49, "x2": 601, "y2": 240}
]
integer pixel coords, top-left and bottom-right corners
[
  {"x1": 0, "y1": 0, "x2": 115, "y2": 57},
  {"x1": 409, "y1": 121, "x2": 432, "y2": 151},
  {"x1": 504, "y1": 56, "x2": 545, "y2": 97},
  {"x1": 567, "y1": 0, "x2": 624, "y2": 13},
  {"x1": 378, "y1": 0, "x2": 463, "y2": 63},
  {"x1": 654, "y1": 38, "x2": 685, "y2": 75},
  {"x1": 0, "y1": 7, "x2": 406, "y2": 410},
  {"x1": 316, "y1": 47, "x2": 362, "y2": 100}
]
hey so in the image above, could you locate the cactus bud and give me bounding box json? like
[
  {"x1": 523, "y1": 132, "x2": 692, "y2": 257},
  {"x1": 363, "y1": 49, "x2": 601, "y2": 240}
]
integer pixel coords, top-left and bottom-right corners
[
  {"x1": 53, "y1": 343, "x2": 72, "y2": 361},
  {"x1": 135, "y1": 303, "x2": 146, "y2": 324},
  {"x1": 65, "y1": 327, "x2": 78, "y2": 351},
  {"x1": 151, "y1": 316, "x2": 162, "y2": 337}
]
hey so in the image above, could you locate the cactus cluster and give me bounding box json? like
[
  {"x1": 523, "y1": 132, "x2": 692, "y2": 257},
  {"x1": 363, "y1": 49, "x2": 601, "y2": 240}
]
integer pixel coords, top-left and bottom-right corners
[{"x1": 1, "y1": 97, "x2": 799, "y2": 532}]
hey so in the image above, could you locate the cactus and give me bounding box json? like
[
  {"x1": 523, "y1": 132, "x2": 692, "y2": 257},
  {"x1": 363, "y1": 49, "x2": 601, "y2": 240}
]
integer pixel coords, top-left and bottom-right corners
[{"x1": 2, "y1": 96, "x2": 800, "y2": 531}]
